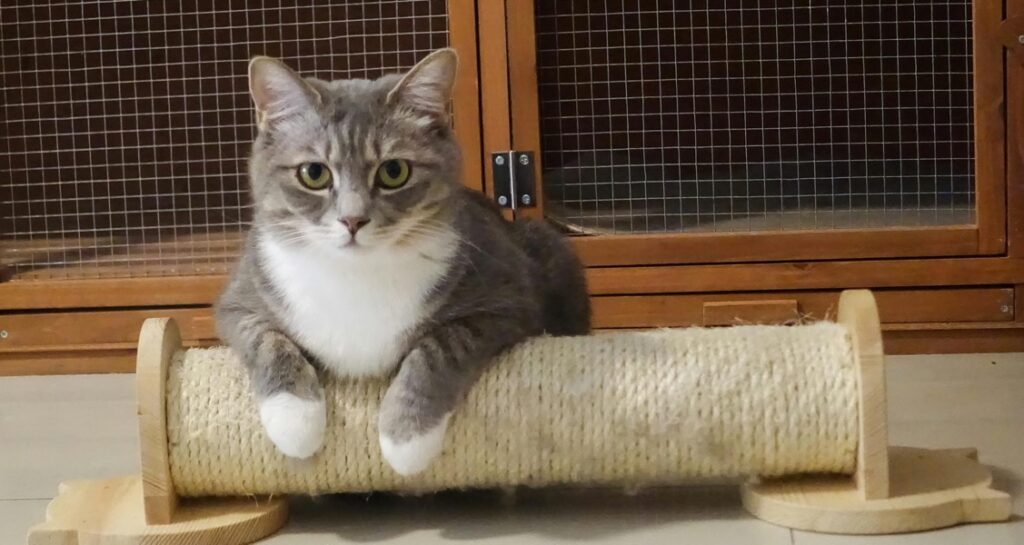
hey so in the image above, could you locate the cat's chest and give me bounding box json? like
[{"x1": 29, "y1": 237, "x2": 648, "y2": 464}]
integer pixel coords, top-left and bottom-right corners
[{"x1": 259, "y1": 237, "x2": 454, "y2": 377}]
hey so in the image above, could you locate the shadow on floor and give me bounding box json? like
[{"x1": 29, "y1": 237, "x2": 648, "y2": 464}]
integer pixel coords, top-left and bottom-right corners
[{"x1": 287, "y1": 484, "x2": 749, "y2": 542}]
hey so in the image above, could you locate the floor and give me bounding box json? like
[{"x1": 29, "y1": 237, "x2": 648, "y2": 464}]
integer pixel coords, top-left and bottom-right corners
[{"x1": 1, "y1": 352, "x2": 1022, "y2": 544}]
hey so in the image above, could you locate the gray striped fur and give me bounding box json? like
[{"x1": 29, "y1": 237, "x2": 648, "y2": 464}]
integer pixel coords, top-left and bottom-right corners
[{"x1": 216, "y1": 49, "x2": 590, "y2": 472}]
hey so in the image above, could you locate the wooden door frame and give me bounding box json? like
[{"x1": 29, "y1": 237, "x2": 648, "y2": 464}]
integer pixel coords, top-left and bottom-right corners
[
  {"x1": 1006, "y1": 0, "x2": 1024, "y2": 325},
  {"x1": 0, "y1": 0, "x2": 484, "y2": 297},
  {"x1": 1004, "y1": 0, "x2": 1024, "y2": 259},
  {"x1": 974, "y1": 0, "x2": 1009, "y2": 254},
  {"x1": 449, "y1": 0, "x2": 483, "y2": 193},
  {"x1": 492, "y1": 0, "x2": 1009, "y2": 267}
]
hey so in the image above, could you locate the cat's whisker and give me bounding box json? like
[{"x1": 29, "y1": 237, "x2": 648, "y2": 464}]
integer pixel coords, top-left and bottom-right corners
[
  {"x1": 271, "y1": 232, "x2": 316, "y2": 248},
  {"x1": 411, "y1": 223, "x2": 486, "y2": 254},
  {"x1": 392, "y1": 224, "x2": 456, "y2": 248}
]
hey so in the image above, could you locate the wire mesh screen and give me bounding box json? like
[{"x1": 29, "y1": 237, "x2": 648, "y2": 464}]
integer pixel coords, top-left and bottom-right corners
[
  {"x1": 535, "y1": 2, "x2": 976, "y2": 234},
  {"x1": 0, "y1": 0, "x2": 448, "y2": 280}
]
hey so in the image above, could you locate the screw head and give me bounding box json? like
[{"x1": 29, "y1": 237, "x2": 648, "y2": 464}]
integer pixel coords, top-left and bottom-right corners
[
  {"x1": 520, "y1": 194, "x2": 532, "y2": 205},
  {"x1": 0, "y1": 330, "x2": 7, "y2": 339},
  {"x1": 1018, "y1": 34, "x2": 1024, "y2": 44},
  {"x1": 497, "y1": 195, "x2": 509, "y2": 206},
  {"x1": 518, "y1": 154, "x2": 530, "y2": 165},
  {"x1": 494, "y1": 155, "x2": 505, "y2": 166},
  {"x1": 1001, "y1": 304, "x2": 1011, "y2": 313}
]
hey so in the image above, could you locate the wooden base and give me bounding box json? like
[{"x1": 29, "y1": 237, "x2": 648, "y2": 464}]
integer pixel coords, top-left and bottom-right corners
[
  {"x1": 23, "y1": 455, "x2": 1011, "y2": 542},
  {"x1": 741, "y1": 446, "x2": 1012, "y2": 534},
  {"x1": 27, "y1": 475, "x2": 288, "y2": 545}
]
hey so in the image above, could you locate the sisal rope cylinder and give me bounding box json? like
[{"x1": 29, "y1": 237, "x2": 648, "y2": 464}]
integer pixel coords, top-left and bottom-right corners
[{"x1": 165, "y1": 323, "x2": 859, "y2": 497}]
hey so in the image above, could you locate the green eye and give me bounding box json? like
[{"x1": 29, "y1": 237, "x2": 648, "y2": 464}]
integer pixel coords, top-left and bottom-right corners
[
  {"x1": 297, "y1": 162, "x2": 331, "y2": 190},
  {"x1": 376, "y1": 159, "x2": 411, "y2": 189}
]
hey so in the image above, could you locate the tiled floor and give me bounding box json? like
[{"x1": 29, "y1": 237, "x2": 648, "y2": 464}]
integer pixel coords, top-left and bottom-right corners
[{"x1": 1, "y1": 353, "x2": 1021, "y2": 544}]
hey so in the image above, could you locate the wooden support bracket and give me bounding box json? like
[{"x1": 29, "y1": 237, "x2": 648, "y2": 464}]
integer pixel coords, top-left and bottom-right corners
[
  {"x1": 27, "y1": 318, "x2": 288, "y2": 545},
  {"x1": 26, "y1": 476, "x2": 288, "y2": 545},
  {"x1": 742, "y1": 447, "x2": 1012, "y2": 534},
  {"x1": 741, "y1": 290, "x2": 1011, "y2": 534}
]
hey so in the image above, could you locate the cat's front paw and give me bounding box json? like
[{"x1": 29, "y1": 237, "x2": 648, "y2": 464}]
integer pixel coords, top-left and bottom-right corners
[
  {"x1": 259, "y1": 391, "x2": 326, "y2": 459},
  {"x1": 379, "y1": 413, "x2": 450, "y2": 476}
]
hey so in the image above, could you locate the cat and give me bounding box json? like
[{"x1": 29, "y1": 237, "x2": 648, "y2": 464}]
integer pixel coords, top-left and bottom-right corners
[{"x1": 215, "y1": 49, "x2": 591, "y2": 475}]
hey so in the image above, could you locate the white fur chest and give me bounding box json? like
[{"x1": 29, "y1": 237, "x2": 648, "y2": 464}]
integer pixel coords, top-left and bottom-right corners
[{"x1": 258, "y1": 234, "x2": 456, "y2": 377}]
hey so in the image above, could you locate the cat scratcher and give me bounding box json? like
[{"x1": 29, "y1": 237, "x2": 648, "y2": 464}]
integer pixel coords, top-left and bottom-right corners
[{"x1": 28, "y1": 290, "x2": 1010, "y2": 544}]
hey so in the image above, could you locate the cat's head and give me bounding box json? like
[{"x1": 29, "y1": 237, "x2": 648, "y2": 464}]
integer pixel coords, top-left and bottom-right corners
[{"x1": 246, "y1": 49, "x2": 460, "y2": 256}]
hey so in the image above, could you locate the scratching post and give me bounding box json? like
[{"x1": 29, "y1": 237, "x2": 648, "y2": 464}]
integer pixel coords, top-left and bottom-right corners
[
  {"x1": 168, "y1": 319, "x2": 860, "y2": 495},
  {"x1": 28, "y1": 290, "x2": 1010, "y2": 544}
]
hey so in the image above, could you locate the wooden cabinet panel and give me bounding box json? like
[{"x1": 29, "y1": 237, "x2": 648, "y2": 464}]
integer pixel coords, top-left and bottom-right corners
[
  {"x1": 0, "y1": 308, "x2": 217, "y2": 352},
  {"x1": 0, "y1": 308, "x2": 219, "y2": 375},
  {"x1": 591, "y1": 288, "x2": 1014, "y2": 329},
  {"x1": 573, "y1": 229, "x2": 985, "y2": 267},
  {"x1": 586, "y1": 258, "x2": 1024, "y2": 296},
  {"x1": 702, "y1": 300, "x2": 800, "y2": 326},
  {"x1": 0, "y1": 350, "x2": 138, "y2": 376},
  {"x1": 0, "y1": 277, "x2": 225, "y2": 311}
]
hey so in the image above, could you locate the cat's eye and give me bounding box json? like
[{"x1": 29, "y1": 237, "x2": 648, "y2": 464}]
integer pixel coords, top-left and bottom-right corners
[
  {"x1": 376, "y1": 159, "x2": 411, "y2": 189},
  {"x1": 297, "y1": 162, "x2": 332, "y2": 190}
]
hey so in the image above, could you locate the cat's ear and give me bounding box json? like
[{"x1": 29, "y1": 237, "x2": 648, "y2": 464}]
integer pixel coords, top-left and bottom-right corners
[
  {"x1": 248, "y1": 56, "x2": 321, "y2": 130},
  {"x1": 387, "y1": 48, "x2": 458, "y2": 118}
]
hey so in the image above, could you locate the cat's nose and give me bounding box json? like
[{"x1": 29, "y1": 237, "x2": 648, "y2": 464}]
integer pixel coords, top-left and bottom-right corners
[{"x1": 339, "y1": 216, "x2": 370, "y2": 234}]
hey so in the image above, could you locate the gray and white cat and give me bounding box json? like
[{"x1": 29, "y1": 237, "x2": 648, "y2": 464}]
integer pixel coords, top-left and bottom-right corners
[{"x1": 215, "y1": 49, "x2": 591, "y2": 475}]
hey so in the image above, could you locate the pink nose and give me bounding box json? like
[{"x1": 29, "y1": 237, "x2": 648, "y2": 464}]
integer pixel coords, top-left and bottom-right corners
[{"x1": 339, "y1": 216, "x2": 370, "y2": 234}]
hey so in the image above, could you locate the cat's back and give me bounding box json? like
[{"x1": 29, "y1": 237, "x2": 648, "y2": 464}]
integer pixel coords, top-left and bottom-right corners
[
  {"x1": 449, "y1": 186, "x2": 524, "y2": 252},
  {"x1": 452, "y1": 185, "x2": 509, "y2": 224},
  {"x1": 449, "y1": 187, "x2": 591, "y2": 336}
]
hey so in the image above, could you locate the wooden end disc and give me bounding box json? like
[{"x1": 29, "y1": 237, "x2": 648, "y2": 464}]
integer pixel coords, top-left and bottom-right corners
[
  {"x1": 136, "y1": 317, "x2": 183, "y2": 524},
  {"x1": 837, "y1": 289, "x2": 889, "y2": 501},
  {"x1": 741, "y1": 446, "x2": 1012, "y2": 534},
  {"x1": 27, "y1": 476, "x2": 288, "y2": 545}
]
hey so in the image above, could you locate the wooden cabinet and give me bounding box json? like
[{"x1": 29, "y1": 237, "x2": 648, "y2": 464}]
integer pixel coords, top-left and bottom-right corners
[
  {"x1": 2, "y1": 1, "x2": 1024, "y2": 374},
  {"x1": 482, "y1": 0, "x2": 1024, "y2": 352}
]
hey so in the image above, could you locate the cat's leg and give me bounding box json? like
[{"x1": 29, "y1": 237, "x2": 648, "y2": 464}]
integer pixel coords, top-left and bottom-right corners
[
  {"x1": 251, "y1": 330, "x2": 327, "y2": 459},
  {"x1": 377, "y1": 346, "x2": 458, "y2": 475},
  {"x1": 219, "y1": 310, "x2": 326, "y2": 459},
  {"x1": 378, "y1": 318, "x2": 525, "y2": 475}
]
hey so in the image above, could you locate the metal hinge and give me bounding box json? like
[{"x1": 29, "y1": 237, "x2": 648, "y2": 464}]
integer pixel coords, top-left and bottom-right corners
[{"x1": 491, "y1": 151, "x2": 536, "y2": 209}]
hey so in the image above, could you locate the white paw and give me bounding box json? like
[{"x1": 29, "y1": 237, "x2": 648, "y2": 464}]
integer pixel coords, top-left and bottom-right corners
[
  {"x1": 259, "y1": 392, "x2": 326, "y2": 459},
  {"x1": 379, "y1": 414, "x2": 450, "y2": 476}
]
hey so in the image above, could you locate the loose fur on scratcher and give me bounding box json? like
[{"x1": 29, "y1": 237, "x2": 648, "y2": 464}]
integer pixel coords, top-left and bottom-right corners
[{"x1": 166, "y1": 323, "x2": 858, "y2": 497}]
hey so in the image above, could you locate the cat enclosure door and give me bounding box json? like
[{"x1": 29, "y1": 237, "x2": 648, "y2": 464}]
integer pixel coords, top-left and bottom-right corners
[
  {"x1": 0, "y1": 0, "x2": 481, "y2": 296},
  {"x1": 486, "y1": 0, "x2": 1007, "y2": 267}
]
